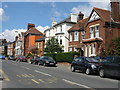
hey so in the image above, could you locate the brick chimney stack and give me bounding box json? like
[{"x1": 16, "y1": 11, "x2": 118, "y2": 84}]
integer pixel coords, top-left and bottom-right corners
[
  {"x1": 27, "y1": 23, "x2": 35, "y2": 30},
  {"x1": 111, "y1": 1, "x2": 120, "y2": 22},
  {"x1": 78, "y1": 12, "x2": 84, "y2": 21}
]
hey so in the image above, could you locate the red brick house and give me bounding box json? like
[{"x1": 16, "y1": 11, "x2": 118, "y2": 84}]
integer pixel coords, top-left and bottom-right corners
[
  {"x1": 68, "y1": 2, "x2": 120, "y2": 57},
  {"x1": 68, "y1": 16, "x2": 88, "y2": 56},
  {"x1": 24, "y1": 23, "x2": 44, "y2": 56},
  {"x1": 35, "y1": 38, "x2": 45, "y2": 56}
]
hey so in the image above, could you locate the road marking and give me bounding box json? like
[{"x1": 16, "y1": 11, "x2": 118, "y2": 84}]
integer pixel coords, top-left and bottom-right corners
[
  {"x1": 34, "y1": 70, "x2": 52, "y2": 77},
  {"x1": 0, "y1": 69, "x2": 10, "y2": 81},
  {"x1": 31, "y1": 79, "x2": 40, "y2": 84},
  {"x1": 21, "y1": 66, "x2": 30, "y2": 70},
  {"x1": 62, "y1": 79, "x2": 91, "y2": 88},
  {"x1": 16, "y1": 75, "x2": 21, "y2": 78},
  {"x1": 38, "y1": 79, "x2": 45, "y2": 83}
]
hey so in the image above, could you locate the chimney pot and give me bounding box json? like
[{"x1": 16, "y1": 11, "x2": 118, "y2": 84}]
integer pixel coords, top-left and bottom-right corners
[
  {"x1": 27, "y1": 23, "x2": 35, "y2": 30},
  {"x1": 78, "y1": 12, "x2": 84, "y2": 21}
]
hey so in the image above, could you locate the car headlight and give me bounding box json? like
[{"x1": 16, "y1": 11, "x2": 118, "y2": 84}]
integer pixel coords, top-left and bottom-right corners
[
  {"x1": 46, "y1": 61, "x2": 49, "y2": 63},
  {"x1": 91, "y1": 64, "x2": 97, "y2": 69}
]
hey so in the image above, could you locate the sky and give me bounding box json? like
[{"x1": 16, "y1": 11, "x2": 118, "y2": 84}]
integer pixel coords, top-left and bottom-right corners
[{"x1": 0, "y1": 0, "x2": 110, "y2": 42}]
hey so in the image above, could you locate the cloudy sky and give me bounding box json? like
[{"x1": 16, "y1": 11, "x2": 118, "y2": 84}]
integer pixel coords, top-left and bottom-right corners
[{"x1": 0, "y1": 0, "x2": 110, "y2": 41}]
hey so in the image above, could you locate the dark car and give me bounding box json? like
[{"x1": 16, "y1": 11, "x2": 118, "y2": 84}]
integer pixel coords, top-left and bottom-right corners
[
  {"x1": 71, "y1": 57, "x2": 100, "y2": 75},
  {"x1": 30, "y1": 57, "x2": 40, "y2": 64},
  {"x1": 8, "y1": 56, "x2": 16, "y2": 61},
  {"x1": 99, "y1": 56, "x2": 120, "y2": 78},
  {"x1": 16, "y1": 56, "x2": 27, "y2": 62},
  {"x1": 38, "y1": 56, "x2": 57, "y2": 66}
]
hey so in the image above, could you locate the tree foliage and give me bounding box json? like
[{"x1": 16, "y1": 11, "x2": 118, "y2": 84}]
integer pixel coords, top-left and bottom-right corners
[
  {"x1": 107, "y1": 37, "x2": 120, "y2": 56},
  {"x1": 44, "y1": 37, "x2": 62, "y2": 53}
]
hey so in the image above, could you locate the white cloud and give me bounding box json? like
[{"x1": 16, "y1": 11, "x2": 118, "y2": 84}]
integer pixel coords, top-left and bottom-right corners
[
  {"x1": 36, "y1": 26, "x2": 49, "y2": 33},
  {"x1": 50, "y1": 2, "x2": 61, "y2": 21},
  {"x1": 71, "y1": 2, "x2": 110, "y2": 17},
  {"x1": 4, "y1": 5, "x2": 8, "y2": 8},
  {"x1": 0, "y1": 8, "x2": 9, "y2": 21},
  {"x1": 0, "y1": 29, "x2": 26, "y2": 42},
  {"x1": 0, "y1": 25, "x2": 49, "y2": 42}
]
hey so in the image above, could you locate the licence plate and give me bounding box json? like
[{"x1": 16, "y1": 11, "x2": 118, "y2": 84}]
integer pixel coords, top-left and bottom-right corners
[{"x1": 50, "y1": 63, "x2": 54, "y2": 65}]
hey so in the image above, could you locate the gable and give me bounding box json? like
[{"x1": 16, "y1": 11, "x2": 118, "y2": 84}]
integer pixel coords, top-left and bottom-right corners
[{"x1": 88, "y1": 11, "x2": 100, "y2": 22}]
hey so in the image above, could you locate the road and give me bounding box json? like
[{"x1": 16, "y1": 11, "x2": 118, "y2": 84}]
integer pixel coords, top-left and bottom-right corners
[{"x1": 0, "y1": 59, "x2": 120, "y2": 89}]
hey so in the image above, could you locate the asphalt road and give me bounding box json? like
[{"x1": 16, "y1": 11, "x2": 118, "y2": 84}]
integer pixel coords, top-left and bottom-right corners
[{"x1": 0, "y1": 59, "x2": 120, "y2": 89}]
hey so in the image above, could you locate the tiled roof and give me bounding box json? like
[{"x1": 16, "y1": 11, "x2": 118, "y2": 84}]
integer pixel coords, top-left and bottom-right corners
[
  {"x1": 44, "y1": 16, "x2": 76, "y2": 33},
  {"x1": 92, "y1": 7, "x2": 111, "y2": 22},
  {"x1": 35, "y1": 38, "x2": 45, "y2": 42},
  {"x1": 24, "y1": 27, "x2": 43, "y2": 36},
  {"x1": 68, "y1": 18, "x2": 88, "y2": 32}
]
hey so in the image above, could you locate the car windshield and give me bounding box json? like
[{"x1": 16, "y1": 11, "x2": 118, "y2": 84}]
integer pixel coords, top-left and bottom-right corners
[
  {"x1": 85, "y1": 58, "x2": 99, "y2": 63},
  {"x1": 19, "y1": 56, "x2": 26, "y2": 58},
  {"x1": 44, "y1": 56, "x2": 54, "y2": 61}
]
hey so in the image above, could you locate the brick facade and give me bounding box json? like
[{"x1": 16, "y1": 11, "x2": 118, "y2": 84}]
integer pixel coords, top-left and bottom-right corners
[{"x1": 24, "y1": 23, "x2": 44, "y2": 56}]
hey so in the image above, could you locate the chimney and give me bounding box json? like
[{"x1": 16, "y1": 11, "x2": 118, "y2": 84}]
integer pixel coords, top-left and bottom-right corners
[
  {"x1": 52, "y1": 21, "x2": 57, "y2": 26},
  {"x1": 27, "y1": 23, "x2": 35, "y2": 30},
  {"x1": 71, "y1": 13, "x2": 78, "y2": 23},
  {"x1": 78, "y1": 12, "x2": 84, "y2": 21},
  {"x1": 111, "y1": 1, "x2": 120, "y2": 22}
]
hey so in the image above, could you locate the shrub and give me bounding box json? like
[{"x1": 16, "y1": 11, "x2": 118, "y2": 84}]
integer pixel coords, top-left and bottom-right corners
[{"x1": 44, "y1": 52, "x2": 79, "y2": 63}]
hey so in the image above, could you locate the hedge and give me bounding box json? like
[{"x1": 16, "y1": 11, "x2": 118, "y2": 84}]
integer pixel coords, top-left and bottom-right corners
[{"x1": 44, "y1": 52, "x2": 79, "y2": 63}]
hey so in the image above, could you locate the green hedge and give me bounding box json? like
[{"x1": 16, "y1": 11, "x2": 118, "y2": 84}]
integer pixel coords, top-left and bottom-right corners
[{"x1": 44, "y1": 52, "x2": 79, "y2": 63}]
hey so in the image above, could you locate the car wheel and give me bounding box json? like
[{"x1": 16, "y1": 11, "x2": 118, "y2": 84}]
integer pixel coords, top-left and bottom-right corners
[
  {"x1": 71, "y1": 66, "x2": 75, "y2": 72},
  {"x1": 99, "y1": 69, "x2": 105, "y2": 78},
  {"x1": 86, "y1": 68, "x2": 91, "y2": 75}
]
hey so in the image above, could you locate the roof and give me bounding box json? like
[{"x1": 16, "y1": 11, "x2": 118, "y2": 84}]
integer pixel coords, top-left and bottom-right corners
[
  {"x1": 90, "y1": 7, "x2": 111, "y2": 22},
  {"x1": 35, "y1": 38, "x2": 45, "y2": 42},
  {"x1": 24, "y1": 27, "x2": 43, "y2": 36},
  {"x1": 44, "y1": 16, "x2": 76, "y2": 33},
  {"x1": 68, "y1": 18, "x2": 88, "y2": 32}
]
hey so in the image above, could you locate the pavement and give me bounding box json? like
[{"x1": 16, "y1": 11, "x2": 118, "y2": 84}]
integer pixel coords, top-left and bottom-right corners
[{"x1": 1, "y1": 60, "x2": 120, "y2": 89}]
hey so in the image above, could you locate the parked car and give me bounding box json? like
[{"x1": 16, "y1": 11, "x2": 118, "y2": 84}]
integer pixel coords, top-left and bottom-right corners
[
  {"x1": 16, "y1": 56, "x2": 27, "y2": 62},
  {"x1": 30, "y1": 57, "x2": 40, "y2": 64},
  {"x1": 99, "y1": 56, "x2": 120, "y2": 78},
  {"x1": 0, "y1": 55, "x2": 5, "y2": 59},
  {"x1": 38, "y1": 56, "x2": 57, "y2": 66},
  {"x1": 71, "y1": 57, "x2": 100, "y2": 75},
  {"x1": 8, "y1": 56, "x2": 16, "y2": 61}
]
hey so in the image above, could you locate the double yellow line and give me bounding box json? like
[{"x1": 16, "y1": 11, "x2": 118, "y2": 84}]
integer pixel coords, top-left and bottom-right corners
[{"x1": 0, "y1": 69, "x2": 10, "y2": 81}]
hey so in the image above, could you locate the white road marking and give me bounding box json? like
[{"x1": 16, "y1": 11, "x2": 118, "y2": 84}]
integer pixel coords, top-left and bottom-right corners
[
  {"x1": 62, "y1": 79, "x2": 92, "y2": 89},
  {"x1": 34, "y1": 70, "x2": 52, "y2": 77},
  {"x1": 21, "y1": 66, "x2": 30, "y2": 70}
]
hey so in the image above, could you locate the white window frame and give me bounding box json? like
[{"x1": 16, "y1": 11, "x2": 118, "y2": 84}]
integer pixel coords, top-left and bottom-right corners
[
  {"x1": 90, "y1": 27, "x2": 94, "y2": 38},
  {"x1": 70, "y1": 32, "x2": 72, "y2": 42},
  {"x1": 74, "y1": 31, "x2": 78, "y2": 41},
  {"x1": 81, "y1": 31, "x2": 85, "y2": 39},
  {"x1": 95, "y1": 25, "x2": 99, "y2": 37},
  {"x1": 69, "y1": 47, "x2": 72, "y2": 52}
]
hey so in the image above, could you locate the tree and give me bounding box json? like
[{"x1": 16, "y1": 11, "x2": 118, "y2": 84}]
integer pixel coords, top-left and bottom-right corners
[
  {"x1": 107, "y1": 37, "x2": 120, "y2": 56},
  {"x1": 44, "y1": 37, "x2": 63, "y2": 53}
]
